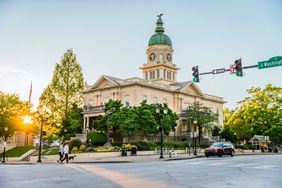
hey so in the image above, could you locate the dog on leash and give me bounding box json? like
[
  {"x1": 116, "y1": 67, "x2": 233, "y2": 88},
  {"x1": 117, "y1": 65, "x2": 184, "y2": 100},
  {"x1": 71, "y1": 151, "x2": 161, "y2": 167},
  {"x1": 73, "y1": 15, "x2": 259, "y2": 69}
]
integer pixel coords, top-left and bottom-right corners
[{"x1": 68, "y1": 155, "x2": 76, "y2": 161}]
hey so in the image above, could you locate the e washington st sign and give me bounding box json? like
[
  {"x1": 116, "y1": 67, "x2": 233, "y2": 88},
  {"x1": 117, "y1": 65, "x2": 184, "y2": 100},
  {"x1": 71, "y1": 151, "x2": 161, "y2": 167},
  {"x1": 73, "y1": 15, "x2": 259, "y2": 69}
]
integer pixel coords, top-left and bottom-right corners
[{"x1": 258, "y1": 56, "x2": 282, "y2": 69}]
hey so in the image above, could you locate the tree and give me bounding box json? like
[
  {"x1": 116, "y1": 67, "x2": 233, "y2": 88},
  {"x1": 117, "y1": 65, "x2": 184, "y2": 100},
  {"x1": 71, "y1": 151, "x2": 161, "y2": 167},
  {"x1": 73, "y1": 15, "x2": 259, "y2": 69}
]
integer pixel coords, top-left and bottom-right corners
[
  {"x1": 226, "y1": 84, "x2": 282, "y2": 140},
  {"x1": 101, "y1": 100, "x2": 178, "y2": 141},
  {"x1": 264, "y1": 126, "x2": 282, "y2": 149},
  {"x1": 152, "y1": 103, "x2": 178, "y2": 136},
  {"x1": 212, "y1": 126, "x2": 221, "y2": 136},
  {"x1": 220, "y1": 126, "x2": 237, "y2": 143},
  {"x1": 39, "y1": 49, "x2": 85, "y2": 136},
  {"x1": 181, "y1": 101, "x2": 219, "y2": 137},
  {"x1": 68, "y1": 104, "x2": 83, "y2": 134},
  {"x1": 0, "y1": 92, "x2": 32, "y2": 137}
]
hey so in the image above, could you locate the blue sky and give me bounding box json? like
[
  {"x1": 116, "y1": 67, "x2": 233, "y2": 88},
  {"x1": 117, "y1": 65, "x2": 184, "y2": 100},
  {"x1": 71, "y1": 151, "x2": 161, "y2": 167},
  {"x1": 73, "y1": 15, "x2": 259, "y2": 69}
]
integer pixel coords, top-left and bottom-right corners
[{"x1": 0, "y1": 0, "x2": 281, "y2": 109}]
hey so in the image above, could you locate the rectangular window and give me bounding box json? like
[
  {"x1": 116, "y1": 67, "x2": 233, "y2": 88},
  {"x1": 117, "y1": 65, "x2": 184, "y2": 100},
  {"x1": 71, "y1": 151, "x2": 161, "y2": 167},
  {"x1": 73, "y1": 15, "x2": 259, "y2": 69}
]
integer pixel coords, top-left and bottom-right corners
[
  {"x1": 143, "y1": 96, "x2": 148, "y2": 102},
  {"x1": 124, "y1": 96, "x2": 130, "y2": 107},
  {"x1": 103, "y1": 97, "x2": 109, "y2": 104}
]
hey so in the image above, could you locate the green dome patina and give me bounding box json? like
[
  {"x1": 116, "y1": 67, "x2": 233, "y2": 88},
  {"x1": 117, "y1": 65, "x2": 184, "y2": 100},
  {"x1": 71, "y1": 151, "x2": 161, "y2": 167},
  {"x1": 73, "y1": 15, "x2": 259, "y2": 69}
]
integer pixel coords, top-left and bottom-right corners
[{"x1": 148, "y1": 14, "x2": 172, "y2": 47}]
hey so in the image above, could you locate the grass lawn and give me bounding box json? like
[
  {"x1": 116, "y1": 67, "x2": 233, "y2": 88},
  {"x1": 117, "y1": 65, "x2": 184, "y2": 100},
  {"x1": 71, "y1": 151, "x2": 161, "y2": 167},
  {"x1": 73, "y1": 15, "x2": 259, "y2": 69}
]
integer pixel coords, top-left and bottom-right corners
[
  {"x1": 42, "y1": 147, "x2": 59, "y2": 156},
  {"x1": 0, "y1": 146, "x2": 36, "y2": 157}
]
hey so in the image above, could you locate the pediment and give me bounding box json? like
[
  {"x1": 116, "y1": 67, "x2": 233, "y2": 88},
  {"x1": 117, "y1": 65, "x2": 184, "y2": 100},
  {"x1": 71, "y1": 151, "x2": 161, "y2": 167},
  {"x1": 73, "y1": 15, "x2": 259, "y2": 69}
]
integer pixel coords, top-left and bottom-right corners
[
  {"x1": 181, "y1": 83, "x2": 203, "y2": 96},
  {"x1": 91, "y1": 76, "x2": 117, "y2": 90}
]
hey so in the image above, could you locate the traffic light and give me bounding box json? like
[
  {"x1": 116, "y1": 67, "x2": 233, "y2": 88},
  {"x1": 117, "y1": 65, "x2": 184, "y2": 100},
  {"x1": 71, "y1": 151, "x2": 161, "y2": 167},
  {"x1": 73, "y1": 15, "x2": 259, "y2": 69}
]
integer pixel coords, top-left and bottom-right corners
[
  {"x1": 235, "y1": 59, "x2": 243, "y2": 77},
  {"x1": 192, "y1": 66, "x2": 199, "y2": 82}
]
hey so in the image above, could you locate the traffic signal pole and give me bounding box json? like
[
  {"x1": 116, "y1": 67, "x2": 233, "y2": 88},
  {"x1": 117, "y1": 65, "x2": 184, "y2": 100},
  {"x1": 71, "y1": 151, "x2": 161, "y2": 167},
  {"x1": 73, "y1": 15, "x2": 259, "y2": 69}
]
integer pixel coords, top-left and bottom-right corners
[
  {"x1": 198, "y1": 64, "x2": 258, "y2": 76},
  {"x1": 193, "y1": 56, "x2": 282, "y2": 81}
]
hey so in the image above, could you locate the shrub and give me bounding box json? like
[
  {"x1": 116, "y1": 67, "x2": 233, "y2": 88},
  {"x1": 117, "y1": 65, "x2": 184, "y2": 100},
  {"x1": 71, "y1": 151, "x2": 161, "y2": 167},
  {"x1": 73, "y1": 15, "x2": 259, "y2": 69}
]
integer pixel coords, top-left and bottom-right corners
[
  {"x1": 236, "y1": 144, "x2": 253, "y2": 150},
  {"x1": 65, "y1": 133, "x2": 76, "y2": 141},
  {"x1": 87, "y1": 132, "x2": 107, "y2": 146},
  {"x1": 79, "y1": 144, "x2": 86, "y2": 151},
  {"x1": 163, "y1": 141, "x2": 191, "y2": 149},
  {"x1": 130, "y1": 141, "x2": 156, "y2": 151},
  {"x1": 71, "y1": 146, "x2": 78, "y2": 154},
  {"x1": 124, "y1": 144, "x2": 137, "y2": 151},
  {"x1": 69, "y1": 138, "x2": 82, "y2": 151}
]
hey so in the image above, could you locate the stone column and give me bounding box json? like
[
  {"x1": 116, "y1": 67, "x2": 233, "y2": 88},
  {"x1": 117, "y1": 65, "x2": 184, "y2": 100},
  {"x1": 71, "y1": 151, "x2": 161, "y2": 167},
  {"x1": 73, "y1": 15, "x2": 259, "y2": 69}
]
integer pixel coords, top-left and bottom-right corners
[{"x1": 86, "y1": 117, "x2": 89, "y2": 129}]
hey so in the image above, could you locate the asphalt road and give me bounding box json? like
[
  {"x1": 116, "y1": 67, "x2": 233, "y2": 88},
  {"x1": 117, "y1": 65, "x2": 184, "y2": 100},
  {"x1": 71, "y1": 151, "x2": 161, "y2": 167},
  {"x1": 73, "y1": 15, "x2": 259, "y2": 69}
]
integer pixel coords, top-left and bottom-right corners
[{"x1": 0, "y1": 155, "x2": 281, "y2": 188}]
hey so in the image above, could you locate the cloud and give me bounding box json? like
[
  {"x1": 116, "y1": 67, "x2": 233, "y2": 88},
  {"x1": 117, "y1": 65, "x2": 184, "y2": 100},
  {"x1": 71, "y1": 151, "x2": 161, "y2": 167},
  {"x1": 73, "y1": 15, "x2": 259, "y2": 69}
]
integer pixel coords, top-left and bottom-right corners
[{"x1": 0, "y1": 65, "x2": 49, "y2": 108}]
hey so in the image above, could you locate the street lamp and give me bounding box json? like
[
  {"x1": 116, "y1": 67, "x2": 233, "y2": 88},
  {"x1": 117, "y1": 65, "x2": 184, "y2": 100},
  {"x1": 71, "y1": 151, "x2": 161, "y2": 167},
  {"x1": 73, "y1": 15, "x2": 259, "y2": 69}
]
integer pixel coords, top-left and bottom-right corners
[
  {"x1": 37, "y1": 114, "x2": 43, "y2": 163},
  {"x1": 104, "y1": 109, "x2": 113, "y2": 147},
  {"x1": 193, "y1": 120, "x2": 197, "y2": 156},
  {"x1": 156, "y1": 107, "x2": 167, "y2": 159},
  {"x1": 2, "y1": 127, "x2": 8, "y2": 163}
]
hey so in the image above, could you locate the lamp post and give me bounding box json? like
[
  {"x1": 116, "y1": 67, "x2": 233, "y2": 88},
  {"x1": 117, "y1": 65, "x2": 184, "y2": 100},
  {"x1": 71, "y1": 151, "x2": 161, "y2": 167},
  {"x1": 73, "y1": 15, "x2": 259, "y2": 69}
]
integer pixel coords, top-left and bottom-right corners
[
  {"x1": 156, "y1": 107, "x2": 167, "y2": 159},
  {"x1": 2, "y1": 127, "x2": 8, "y2": 163},
  {"x1": 104, "y1": 109, "x2": 113, "y2": 147},
  {"x1": 193, "y1": 120, "x2": 197, "y2": 156},
  {"x1": 37, "y1": 114, "x2": 43, "y2": 163}
]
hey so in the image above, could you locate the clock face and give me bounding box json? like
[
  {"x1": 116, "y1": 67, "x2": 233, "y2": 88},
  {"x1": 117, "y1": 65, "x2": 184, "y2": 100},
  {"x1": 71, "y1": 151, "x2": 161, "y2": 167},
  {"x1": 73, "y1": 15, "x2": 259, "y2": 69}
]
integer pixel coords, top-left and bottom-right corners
[
  {"x1": 149, "y1": 53, "x2": 155, "y2": 61},
  {"x1": 167, "y1": 53, "x2": 172, "y2": 61}
]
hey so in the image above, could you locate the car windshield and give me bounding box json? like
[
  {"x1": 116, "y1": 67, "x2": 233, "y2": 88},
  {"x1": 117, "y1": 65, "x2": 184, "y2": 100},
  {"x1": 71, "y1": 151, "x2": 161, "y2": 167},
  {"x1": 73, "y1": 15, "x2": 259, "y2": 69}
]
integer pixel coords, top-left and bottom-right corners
[{"x1": 211, "y1": 143, "x2": 222, "y2": 147}]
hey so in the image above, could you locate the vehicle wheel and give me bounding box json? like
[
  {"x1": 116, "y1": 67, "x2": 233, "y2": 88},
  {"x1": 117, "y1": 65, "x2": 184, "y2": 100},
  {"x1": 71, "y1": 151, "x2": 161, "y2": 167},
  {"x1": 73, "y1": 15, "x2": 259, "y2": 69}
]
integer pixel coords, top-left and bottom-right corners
[
  {"x1": 230, "y1": 150, "x2": 234, "y2": 157},
  {"x1": 205, "y1": 155, "x2": 209, "y2": 158},
  {"x1": 218, "y1": 151, "x2": 223, "y2": 157}
]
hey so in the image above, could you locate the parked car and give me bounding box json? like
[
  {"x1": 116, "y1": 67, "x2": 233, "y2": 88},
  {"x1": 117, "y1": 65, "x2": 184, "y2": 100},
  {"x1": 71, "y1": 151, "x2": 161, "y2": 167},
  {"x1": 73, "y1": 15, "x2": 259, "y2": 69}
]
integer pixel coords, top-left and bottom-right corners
[{"x1": 205, "y1": 142, "x2": 235, "y2": 157}]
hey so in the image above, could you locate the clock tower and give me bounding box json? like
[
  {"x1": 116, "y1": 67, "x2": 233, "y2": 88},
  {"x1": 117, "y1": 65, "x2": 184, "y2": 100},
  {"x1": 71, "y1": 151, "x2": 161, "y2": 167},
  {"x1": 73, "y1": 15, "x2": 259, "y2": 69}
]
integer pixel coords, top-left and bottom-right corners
[{"x1": 140, "y1": 14, "x2": 179, "y2": 85}]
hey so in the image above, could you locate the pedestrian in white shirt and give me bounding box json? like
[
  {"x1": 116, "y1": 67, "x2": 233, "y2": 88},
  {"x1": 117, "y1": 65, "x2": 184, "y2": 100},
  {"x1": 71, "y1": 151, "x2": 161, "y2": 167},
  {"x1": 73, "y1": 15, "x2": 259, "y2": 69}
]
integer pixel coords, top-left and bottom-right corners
[
  {"x1": 61, "y1": 143, "x2": 69, "y2": 163},
  {"x1": 57, "y1": 143, "x2": 64, "y2": 163}
]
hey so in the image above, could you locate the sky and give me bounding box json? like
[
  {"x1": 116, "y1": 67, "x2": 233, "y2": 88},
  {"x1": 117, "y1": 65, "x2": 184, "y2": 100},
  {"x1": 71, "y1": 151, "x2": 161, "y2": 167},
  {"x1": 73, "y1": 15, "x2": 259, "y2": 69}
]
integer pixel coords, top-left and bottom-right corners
[{"x1": 0, "y1": 0, "x2": 281, "y2": 109}]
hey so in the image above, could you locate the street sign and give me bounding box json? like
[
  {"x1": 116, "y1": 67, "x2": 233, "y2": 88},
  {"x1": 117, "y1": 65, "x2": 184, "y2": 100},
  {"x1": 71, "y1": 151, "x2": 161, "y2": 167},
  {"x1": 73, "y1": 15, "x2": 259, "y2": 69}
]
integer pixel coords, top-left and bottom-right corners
[
  {"x1": 258, "y1": 56, "x2": 282, "y2": 69},
  {"x1": 212, "y1": 68, "x2": 225, "y2": 74},
  {"x1": 230, "y1": 64, "x2": 236, "y2": 74}
]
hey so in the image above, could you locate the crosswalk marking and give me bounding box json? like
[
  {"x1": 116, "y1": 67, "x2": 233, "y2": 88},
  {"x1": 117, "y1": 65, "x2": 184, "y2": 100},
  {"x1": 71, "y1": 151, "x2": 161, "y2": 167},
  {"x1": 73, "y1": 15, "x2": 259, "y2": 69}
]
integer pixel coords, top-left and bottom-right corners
[{"x1": 182, "y1": 159, "x2": 280, "y2": 170}]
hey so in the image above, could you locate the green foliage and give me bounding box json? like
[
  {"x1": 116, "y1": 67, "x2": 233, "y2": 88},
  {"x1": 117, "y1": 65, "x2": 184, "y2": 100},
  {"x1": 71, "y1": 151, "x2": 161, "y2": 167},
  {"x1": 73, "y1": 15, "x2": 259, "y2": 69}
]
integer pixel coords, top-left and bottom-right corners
[
  {"x1": 64, "y1": 133, "x2": 76, "y2": 141},
  {"x1": 124, "y1": 144, "x2": 137, "y2": 151},
  {"x1": 87, "y1": 132, "x2": 107, "y2": 145},
  {"x1": 212, "y1": 126, "x2": 221, "y2": 136},
  {"x1": 163, "y1": 141, "x2": 191, "y2": 149},
  {"x1": 69, "y1": 138, "x2": 82, "y2": 151},
  {"x1": 79, "y1": 144, "x2": 86, "y2": 151},
  {"x1": 235, "y1": 144, "x2": 253, "y2": 150},
  {"x1": 130, "y1": 141, "x2": 156, "y2": 151},
  {"x1": 71, "y1": 146, "x2": 78, "y2": 154},
  {"x1": 106, "y1": 100, "x2": 178, "y2": 139},
  {"x1": 221, "y1": 126, "x2": 237, "y2": 143},
  {"x1": 63, "y1": 104, "x2": 83, "y2": 135},
  {"x1": 0, "y1": 92, "x2": 32, "y2": 137},
  {"x1": 181, "y1": 101, "x2": 219, "y2": 131},
  {"x1": 226, "y1": 84, "x2": 281, "y2": 141},
  {"x1": 39, "y1": 49, "x2": 85, "y2": 137},
  {"x1": 264, "y1": 126, "x2": 282, "y2": 146}
]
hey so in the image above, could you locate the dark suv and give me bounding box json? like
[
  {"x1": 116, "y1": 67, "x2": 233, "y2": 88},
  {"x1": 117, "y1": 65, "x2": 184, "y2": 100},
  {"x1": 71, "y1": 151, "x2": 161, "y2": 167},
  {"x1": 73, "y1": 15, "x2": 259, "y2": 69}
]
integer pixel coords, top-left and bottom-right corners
[{"x1": 204, "y1": 142, "x2": 235, "y2": 157}]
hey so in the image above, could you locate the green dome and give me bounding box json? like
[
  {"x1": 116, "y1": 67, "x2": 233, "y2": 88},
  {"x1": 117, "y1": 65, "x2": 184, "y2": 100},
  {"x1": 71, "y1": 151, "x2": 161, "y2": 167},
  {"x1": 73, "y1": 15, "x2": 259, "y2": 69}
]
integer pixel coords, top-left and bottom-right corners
[
  {"x1": 149, "y1": 33, "x2": 172, "y2": 46},
  {"x1": 148, "y1": 14, "x2": 172, "y2": 47}
]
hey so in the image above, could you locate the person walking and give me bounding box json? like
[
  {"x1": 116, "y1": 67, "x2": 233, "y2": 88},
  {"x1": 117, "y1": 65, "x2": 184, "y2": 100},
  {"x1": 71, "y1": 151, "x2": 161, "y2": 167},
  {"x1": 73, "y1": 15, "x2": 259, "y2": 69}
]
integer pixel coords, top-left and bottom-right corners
[
  {"x1": 57, "y1": 142, "x2": 64, "y2": 163},
  {"x1": 61, "y1": 142, "x2": 69, "y2": 163}
]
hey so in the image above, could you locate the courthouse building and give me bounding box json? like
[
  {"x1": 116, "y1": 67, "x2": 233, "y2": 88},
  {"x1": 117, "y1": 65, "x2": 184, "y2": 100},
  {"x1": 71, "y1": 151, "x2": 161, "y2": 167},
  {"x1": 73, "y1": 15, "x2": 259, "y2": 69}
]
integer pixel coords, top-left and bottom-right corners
[{"x1": 82, "y1": 15, "x2": 224, "y2": 143}]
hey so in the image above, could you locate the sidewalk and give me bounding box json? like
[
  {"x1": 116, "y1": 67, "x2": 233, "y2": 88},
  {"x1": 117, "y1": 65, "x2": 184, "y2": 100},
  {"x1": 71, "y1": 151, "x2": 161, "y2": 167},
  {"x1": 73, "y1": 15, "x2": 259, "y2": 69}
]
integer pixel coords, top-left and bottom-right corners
[{"x1": 1, "y1": 150, "x2": 280, "y2": 165}]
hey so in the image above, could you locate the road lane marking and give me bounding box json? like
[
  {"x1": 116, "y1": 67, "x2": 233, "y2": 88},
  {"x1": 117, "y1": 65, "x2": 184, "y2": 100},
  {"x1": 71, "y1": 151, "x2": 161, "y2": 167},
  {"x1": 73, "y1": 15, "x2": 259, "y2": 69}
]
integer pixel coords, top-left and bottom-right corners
[{"x1": 67, "y1": 164, "x2": 172, "y2": 188}]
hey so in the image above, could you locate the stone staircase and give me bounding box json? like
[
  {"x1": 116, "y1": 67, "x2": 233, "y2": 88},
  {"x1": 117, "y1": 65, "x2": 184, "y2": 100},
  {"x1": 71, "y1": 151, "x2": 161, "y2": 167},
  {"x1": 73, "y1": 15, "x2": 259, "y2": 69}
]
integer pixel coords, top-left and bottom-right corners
[{"x1": 20, "y1": 149, "x2": 36, "y2": 161}]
